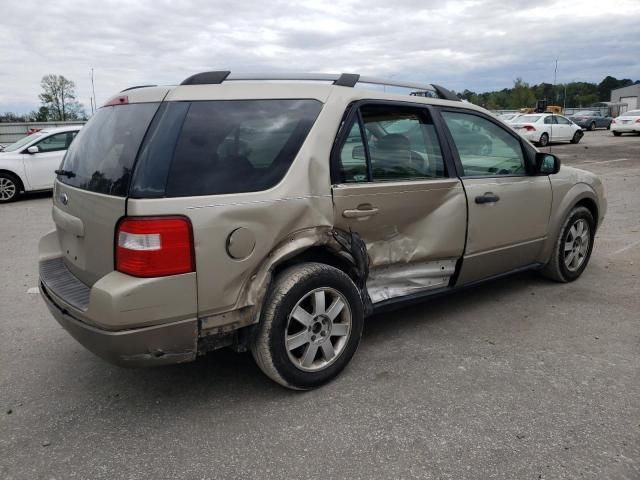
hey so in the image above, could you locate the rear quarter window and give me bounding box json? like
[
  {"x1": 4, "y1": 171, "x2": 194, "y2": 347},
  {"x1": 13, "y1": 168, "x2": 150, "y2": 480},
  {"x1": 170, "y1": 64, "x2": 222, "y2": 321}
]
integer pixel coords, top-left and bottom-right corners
[{"x1": 132, "y1": 99, "x2": 322, "y2": 198}]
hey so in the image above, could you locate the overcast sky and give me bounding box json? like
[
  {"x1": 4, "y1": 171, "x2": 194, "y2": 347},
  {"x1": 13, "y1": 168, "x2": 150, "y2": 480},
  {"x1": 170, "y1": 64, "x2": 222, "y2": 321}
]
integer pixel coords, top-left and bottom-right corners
[{"x1": 1, "y1": 0, "x2": 639, "y2": 114}]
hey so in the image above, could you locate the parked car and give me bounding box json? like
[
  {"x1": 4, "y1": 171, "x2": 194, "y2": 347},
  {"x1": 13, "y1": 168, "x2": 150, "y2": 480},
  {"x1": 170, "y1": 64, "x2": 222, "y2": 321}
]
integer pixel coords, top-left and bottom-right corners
[
  {"x1": 611, "y1": 109, "x2": 640, "y2": 136},
  {"x1": 567, "y1": 110, "x2": 613, "y2": 131},
  {"x1": 39, "y1": 72, "x2": 606, "y2": 390},
  {"x1": 511, "y1": 113, "x2": 583, "y2": 147},
  {"x1": 0, "y1": 126, "x2": 81, "y2": 203}
]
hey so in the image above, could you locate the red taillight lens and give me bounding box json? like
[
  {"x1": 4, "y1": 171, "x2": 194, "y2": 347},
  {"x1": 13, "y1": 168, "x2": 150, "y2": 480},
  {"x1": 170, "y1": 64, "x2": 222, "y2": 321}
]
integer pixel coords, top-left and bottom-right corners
[
  {"x1": 635, "y1": 118, "x2": 640, "y2": 123},
  {"x1": 611, "y1": 119, "x2": 616, "y2": 124},
  {"x1": 523, "y1": 125, "x2": 536, "y2": 131},
  {"x1": 116, "y1": 217, "x2": 194, "y2": 277}
]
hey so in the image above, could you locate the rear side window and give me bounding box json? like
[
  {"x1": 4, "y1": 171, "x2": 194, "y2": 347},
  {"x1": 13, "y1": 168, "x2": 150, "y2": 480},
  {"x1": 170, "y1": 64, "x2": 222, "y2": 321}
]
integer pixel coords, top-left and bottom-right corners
[
  {"x1": 136, "y1": 99, "x2": 322, "y2": 197},
  {"x1": 59, "y1": 103, "x2": 160, "y2": 196}
]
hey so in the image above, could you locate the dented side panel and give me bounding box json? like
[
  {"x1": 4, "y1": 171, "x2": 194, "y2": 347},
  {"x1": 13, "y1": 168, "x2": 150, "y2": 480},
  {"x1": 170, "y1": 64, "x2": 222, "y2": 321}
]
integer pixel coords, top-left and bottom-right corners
[{"x1": 332, "y1": 178, "x2": 467, "y2": 300}]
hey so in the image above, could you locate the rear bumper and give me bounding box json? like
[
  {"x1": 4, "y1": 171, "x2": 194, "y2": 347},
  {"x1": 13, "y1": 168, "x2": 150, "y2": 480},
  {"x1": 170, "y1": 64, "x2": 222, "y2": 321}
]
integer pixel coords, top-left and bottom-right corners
[
  {"x1": 41, "y1": 281, "x2": 198, "y2": 367},
  {"x1": 611, "y1": 124, "x2": 640, "y2": 133}
]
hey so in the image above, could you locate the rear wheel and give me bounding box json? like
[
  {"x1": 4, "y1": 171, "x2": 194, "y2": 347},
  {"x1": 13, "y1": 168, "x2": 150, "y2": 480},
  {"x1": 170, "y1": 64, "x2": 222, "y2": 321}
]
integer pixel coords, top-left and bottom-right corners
[
  {"x1": 541, "y1": 206, "x2": 595, "y2": 282},
  {"x1": 538, "y1": 133, "x2": 549, "y2": 147},
  {"x1": 0, "y1": 173, "x2": 20, "y2": 203},
  {"x1": 570, "y1": 130, "x2": 583, "y2": 144},
  {"x1": 252, "y1": 263, "x2": 364, "y2": 390},
  {"x1": 612, "y1": 131, "x2": 622, "y2": 137}
]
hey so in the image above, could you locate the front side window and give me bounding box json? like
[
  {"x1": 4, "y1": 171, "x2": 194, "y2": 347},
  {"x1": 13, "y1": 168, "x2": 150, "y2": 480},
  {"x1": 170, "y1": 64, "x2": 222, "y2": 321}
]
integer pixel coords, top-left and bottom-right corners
[
  {"x1": 337, "y1": 104, "x2": 446, "y2": 182},
  {"x1": 442, "y1": 111, "x2": 526, "y2": 177},
  {"x1": 35, "y1": 132, "x2": 71, "y2": 152}
]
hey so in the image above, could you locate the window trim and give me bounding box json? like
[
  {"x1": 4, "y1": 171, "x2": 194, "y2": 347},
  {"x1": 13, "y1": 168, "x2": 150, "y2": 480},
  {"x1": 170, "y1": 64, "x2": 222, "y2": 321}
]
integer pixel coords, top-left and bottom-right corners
[
  {"x1": 433, "y1": 106, "x2": 539, "y2": 178},
  {"x1": 330, "y1": 99, "x2": 456, "y2": 185}
]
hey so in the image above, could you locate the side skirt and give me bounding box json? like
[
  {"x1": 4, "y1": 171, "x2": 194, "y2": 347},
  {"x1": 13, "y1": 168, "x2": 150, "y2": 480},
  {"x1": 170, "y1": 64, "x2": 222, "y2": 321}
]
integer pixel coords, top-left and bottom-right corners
[{"x1": 370, "y1": 262, "x2": 543, "y2": 316}]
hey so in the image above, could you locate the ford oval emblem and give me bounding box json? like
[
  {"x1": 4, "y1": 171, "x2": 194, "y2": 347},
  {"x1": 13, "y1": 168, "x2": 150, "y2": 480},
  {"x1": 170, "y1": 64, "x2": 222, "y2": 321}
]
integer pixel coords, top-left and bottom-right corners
[{"x1": 60, "y1": 193, "x2": 69, "y2": 205}]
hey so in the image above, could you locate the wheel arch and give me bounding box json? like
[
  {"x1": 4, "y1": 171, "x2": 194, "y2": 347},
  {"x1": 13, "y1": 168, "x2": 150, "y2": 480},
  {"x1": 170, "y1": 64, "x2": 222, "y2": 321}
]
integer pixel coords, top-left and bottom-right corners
[
  {"x1": 0, "y1": 169, "x2": 26, "y2": 192},
  {"x1": 539, "y1": 183, "x2": 600, "y2": 264}
]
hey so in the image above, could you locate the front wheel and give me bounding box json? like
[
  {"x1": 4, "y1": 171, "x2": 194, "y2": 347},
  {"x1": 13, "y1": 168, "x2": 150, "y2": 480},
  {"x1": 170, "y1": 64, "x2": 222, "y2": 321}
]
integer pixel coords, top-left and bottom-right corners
[
  {"x1": 540, "y1": 206, "x2": 595, "y2": 282},
  {"x1": 570, "y1": 130, "x2": 583, "y2": 144},
  {"x1": 588, "y1": 122, "x2": 596, "y2": 131},
  {"x1": 0, "y1": 173, "x2": 20, "y2": 203},
  {"x1": 252, "y1": 263, "x2": 364, "y2": 390}
]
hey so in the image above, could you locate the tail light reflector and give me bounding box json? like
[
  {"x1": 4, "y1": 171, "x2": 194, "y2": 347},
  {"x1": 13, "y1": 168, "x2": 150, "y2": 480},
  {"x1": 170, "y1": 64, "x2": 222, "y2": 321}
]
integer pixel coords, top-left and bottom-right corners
[
  {"x1": 523, "y1": 125, "x2": 536, "y2": 131},
  {"x1": 116, "y1": 217, "x2": 194, "y2": 277}
]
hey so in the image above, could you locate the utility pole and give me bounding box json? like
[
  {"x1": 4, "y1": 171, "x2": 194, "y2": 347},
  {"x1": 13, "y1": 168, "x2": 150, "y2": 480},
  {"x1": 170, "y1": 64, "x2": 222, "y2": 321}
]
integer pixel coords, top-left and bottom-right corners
[{"x1": 91, "y1": 68, "x2": 97, "y2": 115}]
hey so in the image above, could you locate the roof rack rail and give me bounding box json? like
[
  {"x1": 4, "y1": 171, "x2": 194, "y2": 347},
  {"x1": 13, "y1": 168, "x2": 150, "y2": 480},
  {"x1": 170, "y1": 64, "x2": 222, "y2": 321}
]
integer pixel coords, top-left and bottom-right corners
[
  {"x1": 120, "y1": 84, "x2": 157, "y2": 92},
  {"x1": 178, "y1": 71, "x2": 461, "y2": 101}
]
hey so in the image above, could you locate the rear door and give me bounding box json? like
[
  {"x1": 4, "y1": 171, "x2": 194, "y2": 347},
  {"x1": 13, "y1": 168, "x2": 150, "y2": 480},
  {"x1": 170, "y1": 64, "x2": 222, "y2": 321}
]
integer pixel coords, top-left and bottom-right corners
[
  {"x1": 53, "y1": 101, "x2": 161, "y2": 285},
  {"x1": 438, "y1": 109, "x2": 552, "y2": 284},
  {"x1": 331, "y1": 102, "x2": 467, "y2": 304}
]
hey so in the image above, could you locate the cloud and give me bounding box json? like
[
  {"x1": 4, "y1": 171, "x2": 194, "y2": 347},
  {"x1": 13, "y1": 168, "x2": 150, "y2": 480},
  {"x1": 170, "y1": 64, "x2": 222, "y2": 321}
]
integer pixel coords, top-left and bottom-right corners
[{"x1": 1, "y1": 0, "x2": 639, "y2": 113}]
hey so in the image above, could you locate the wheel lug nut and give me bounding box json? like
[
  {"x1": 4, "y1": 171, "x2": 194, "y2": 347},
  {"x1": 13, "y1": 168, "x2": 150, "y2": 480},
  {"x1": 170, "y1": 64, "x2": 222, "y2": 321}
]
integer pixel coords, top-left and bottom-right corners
[{"x1": 311, "y1": 335, "x2": 316, "y2": 341}]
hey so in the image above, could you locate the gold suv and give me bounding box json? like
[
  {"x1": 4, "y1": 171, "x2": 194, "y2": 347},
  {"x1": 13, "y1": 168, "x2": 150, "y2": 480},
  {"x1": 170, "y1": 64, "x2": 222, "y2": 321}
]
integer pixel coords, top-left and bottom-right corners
[{"x1": 39, "y1": 72, "x2": 606, "y2": 389}]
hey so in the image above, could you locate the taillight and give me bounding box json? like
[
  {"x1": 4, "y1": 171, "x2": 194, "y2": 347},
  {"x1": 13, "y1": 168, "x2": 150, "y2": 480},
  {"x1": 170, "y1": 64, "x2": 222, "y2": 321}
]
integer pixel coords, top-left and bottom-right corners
[
  {"x1": 523, "y1": 125, "x2": 536, "y2": 131},
  {"x1": 636, "y1": 118, "x2": 640, "y2": 123},
  {"x1": 612, "y1": 119, "x2": 616, "y2": 124},
  {"x1": 103, "y1": 95, "x2": 129, "y2": 107},
  {"x1": 116, "y1": 217, "x2": 194, "y2": 277}
]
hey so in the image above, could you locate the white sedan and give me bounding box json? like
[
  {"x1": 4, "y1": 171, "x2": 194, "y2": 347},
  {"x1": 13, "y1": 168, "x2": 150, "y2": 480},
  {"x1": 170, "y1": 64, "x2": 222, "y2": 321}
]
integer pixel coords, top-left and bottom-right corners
[
  {"x1": 511, "y1": 113, "x2": 583, "y2": 147},
  {"x1": 0, "y1": 126, "x2": 81, "y2": 203},
  {"x1": 611, "y1": 110, "x2": 640, "y2": 136}
]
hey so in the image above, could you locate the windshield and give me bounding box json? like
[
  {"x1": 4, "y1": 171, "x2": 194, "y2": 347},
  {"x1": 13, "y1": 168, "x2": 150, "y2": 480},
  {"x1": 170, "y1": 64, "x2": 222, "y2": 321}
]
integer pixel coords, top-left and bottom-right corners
[
  {"x1": 58, "y1": 103, "x2": 160, "y2": 196},
  {"x1": 573, "y1": 111, "x2": 597, "y2": 116},
  {"x1": 622, "y1": 110, "x2": 640, "y2": 117},
  {"x1": 515, "y1": 115, "x2": 541, "y2": 123},
  {"x1": 2, "y1": 132, "x2": 44, "y2": 152}
]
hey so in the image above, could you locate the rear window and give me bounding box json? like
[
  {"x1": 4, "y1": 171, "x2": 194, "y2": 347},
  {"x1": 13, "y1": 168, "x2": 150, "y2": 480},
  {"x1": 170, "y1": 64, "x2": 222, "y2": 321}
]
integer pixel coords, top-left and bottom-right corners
[
  {"x1": 130, "y1": 99, "x2": 322, "y2": 198},
  {"x1": 59, "y1": 103, "x2": 159, "y2": 196}
]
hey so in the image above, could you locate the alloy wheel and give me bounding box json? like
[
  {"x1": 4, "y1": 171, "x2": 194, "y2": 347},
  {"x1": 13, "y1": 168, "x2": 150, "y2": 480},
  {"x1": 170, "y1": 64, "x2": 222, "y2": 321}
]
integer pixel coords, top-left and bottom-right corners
[
  {"x1": 285, "y1": 287, "x2": 352, "y2": 372},
  {"x1": 564, "y1": 219, "x2": 590, "y2": 272},
  {"x1": 0, "y1": 177, "x2": 17, "y2": 201}
]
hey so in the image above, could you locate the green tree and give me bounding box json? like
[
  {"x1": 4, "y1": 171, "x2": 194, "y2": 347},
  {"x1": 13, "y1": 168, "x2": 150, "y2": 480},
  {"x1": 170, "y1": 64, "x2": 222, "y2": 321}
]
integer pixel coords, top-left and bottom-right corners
[
  {"x1": 38, "y1": 74, "x2": 85, "y2": 121},
  {"x1": 597, "y1": 76, "x2": 633, "y2": 101}
]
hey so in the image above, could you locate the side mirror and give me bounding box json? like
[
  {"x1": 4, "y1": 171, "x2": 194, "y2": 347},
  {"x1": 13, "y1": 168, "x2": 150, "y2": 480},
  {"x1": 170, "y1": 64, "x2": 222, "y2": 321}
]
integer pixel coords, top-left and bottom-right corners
[
  {"x1": 27, "y1": 145, "x2": 39, "y2": 154},
  {"x1": 536, "y1": 152, "x2": 561, "y2": 174}
]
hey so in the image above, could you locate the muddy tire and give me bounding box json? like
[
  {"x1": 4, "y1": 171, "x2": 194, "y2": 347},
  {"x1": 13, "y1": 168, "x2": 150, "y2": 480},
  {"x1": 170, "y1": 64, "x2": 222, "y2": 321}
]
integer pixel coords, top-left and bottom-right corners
[
  {"x1": 251, "y1": 263, "x2": 364, "y2": 390},
  {"x1": 540, "y1": 206, "x2": 595, "y2": 283},
  {"x1": 0, "y1": 172, "x2": 21, "y2": 203}
]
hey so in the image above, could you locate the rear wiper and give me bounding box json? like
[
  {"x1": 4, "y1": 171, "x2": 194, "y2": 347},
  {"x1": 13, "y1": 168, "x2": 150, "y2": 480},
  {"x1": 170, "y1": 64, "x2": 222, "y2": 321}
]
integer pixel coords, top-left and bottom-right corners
[{"x1": 55, "y1": 169, "x2": 76, "y2": 178}]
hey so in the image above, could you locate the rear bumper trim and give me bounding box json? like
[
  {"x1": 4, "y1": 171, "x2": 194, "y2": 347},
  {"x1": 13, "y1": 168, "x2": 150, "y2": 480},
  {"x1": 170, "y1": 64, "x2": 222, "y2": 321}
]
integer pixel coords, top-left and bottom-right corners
[
  {"x1": 41, "y1": 282, "x2": 197, "y2": 367},
  {"x1": 39, "y1": 257, "x2": 90, "y2": 312}
]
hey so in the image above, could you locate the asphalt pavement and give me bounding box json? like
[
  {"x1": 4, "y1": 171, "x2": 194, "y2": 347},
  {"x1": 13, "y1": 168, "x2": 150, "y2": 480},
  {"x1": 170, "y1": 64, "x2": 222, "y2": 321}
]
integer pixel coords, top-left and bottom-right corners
[{"x1": 1, "y1": 129, "x2": 638, "y2": 479}]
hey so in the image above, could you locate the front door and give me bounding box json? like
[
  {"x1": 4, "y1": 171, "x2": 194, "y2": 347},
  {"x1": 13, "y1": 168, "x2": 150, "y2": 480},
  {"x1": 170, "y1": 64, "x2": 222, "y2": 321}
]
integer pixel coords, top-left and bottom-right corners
[
  {"x1": 23, "y1": 131, "x2": 75, "y2": 189},
  {"x1": 439, "y1": 109, "x2": 552, "y2": 284},
  {"x1": 331, "y1": 103, "x2": 467, "y2": 304}
]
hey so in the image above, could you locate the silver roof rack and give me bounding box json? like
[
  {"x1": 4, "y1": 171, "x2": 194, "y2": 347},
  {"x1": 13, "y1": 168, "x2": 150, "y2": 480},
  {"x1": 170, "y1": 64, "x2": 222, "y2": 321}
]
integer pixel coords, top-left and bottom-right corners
[{"x1": 178, "y1": 71, "x2": 461, "y2": 101}]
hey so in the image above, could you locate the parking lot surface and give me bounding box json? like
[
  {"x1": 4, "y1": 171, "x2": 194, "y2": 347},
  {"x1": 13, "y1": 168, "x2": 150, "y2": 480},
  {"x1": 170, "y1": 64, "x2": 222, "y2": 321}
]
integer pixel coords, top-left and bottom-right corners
[{"x1": 1, "y1": 130, "x2": 638, "y2": 479}]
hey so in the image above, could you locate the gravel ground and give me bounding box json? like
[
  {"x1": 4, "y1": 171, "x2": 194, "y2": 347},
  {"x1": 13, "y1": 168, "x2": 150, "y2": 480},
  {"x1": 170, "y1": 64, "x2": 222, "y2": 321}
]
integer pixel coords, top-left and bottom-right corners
[{"x1": 1, "y1": 129, "x2": 638, "y2": 479}]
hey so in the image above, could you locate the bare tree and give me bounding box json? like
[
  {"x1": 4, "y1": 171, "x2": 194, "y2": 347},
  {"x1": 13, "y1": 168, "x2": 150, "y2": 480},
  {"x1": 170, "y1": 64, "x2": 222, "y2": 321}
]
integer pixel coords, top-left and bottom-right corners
[{"x1": 38, "y1": 74, "x2": 85, "y2": 121}]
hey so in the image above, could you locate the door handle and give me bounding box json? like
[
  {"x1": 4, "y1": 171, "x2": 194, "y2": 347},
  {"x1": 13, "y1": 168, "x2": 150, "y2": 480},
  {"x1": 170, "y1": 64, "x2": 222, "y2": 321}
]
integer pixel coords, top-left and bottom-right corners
[
  {"x1": 342, "y1": 205, "x2": 380, "y2": 218},
  {"x1": 475, "y1": 192, "x2": 500, "y2": 204}
]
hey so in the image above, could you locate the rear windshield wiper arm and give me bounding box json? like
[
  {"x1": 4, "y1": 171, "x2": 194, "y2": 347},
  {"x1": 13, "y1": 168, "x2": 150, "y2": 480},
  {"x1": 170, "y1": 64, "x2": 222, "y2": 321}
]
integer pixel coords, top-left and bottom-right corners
[{"x1": 55, "y1": 169, "x2": 76, "y2": 178}]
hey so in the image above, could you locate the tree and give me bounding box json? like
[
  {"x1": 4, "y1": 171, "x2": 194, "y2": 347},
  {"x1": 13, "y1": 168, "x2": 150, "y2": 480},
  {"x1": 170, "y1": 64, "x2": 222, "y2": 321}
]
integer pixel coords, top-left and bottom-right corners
[
  {"x1": 597, "y1": 76, "x2": 633, "y2": 101},
  {"x1": 38, "y1": 74, "x2": 85, "y2": 121},
  {"x1": 28, "y1": 106, "x2": 50, "y2": 122}
]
